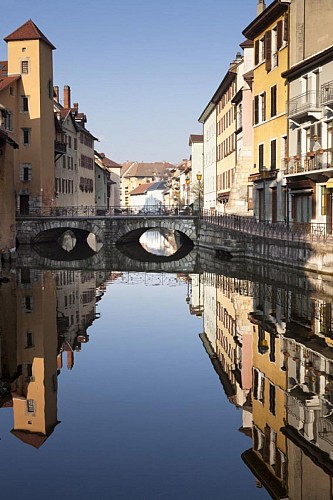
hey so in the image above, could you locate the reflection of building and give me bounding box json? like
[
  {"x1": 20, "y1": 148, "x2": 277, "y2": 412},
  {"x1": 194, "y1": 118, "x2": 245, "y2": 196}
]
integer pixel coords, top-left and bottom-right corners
[
  {"x1": 243, "y1": 281, "x2": 288, "y2": 498},
  {"x1": 241, "y1": 276, "x2": 333, "y2": 498},
  {"x1": 200, "y1": 274, "x2": 254, "y2": 436},
  {"x1": 56, "y1": 270, "x2": 97, "y2": 371},
  {"x1": 282, "y1": 298, "x2": 333, "y2": 499},
  {"x1": 11, "y1": 269, "x2": 59, "y2": 448},
  {"x1": 187, "y1": 274, "x2": 204, "y2": 317}
]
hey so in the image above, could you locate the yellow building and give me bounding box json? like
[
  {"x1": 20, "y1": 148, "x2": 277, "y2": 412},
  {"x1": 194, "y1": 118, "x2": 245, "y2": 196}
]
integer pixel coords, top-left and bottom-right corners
[
  {"x1": 243, "y1": 1, "x2": 289, "y2": 222},
  {"x1": 1, "y1": 20, "x2": 55, "y2": 215},
  {"x1": 11, "y1": 270, "x2": 59, "y2": 447}
]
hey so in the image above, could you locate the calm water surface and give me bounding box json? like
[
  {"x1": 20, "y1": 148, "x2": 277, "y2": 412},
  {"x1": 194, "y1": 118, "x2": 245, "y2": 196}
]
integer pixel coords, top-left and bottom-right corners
[
  {"x1": 0, "y1": 267, "x2": 269, "y2": 500},
  {"x1": 2, "y1": 232, "x2": 333, "y2": 499}
]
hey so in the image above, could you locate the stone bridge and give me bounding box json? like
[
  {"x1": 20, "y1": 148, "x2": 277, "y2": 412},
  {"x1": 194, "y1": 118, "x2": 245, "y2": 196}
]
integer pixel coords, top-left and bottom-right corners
[{"x1": 16, "y1": 215, "x2": 199, "y2": 246}]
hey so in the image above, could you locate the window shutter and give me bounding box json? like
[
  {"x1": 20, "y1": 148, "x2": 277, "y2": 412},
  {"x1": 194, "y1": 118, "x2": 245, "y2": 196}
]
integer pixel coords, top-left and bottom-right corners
[
  {"x1": 271, "y1": 85, "x2": 277, "y2": 117},
  {"x1": 277, "y1": 20, "x2": 283, "y2": 49},
  {"x1": 312, "y1": 187, "x2": 316, "y2": 219},
  {"x1": 265, "y1": 30, "x2": 272, "y2": 72},
  {"x1": 283, "y1": 12, "x2": 289, "y2": 42},
  {"x1": 259, "y1": 144, "x2": 264, "y2": 170},
  {"x1": 255, "y1": 40, "x2": 259, "y2": 65},
  {"x1": 271, "y1": 142, "x2": 275, "y2": 171},
  {"x1": 254, "y1": 96, "x2": 259, "y2": 124}
]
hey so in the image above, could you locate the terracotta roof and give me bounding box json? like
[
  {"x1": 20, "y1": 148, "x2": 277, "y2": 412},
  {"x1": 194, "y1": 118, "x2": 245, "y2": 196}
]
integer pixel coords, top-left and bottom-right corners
[
  {"x1": 122, "y1": 161, "x2": 174, "y2": 178},
  {"x1": 189, "y1": 134, "x2": 203, "y2": 146},
  {"x1": 239, "y1": 39, "x2": 253, "y2": 49},
  {"x1": 4, "y1": 20, "x2": 56, "y2": 50},
  {"x1": 129, "y1": 182, "x2": 154, "y2": 195},
  {"x1": 0, "y1": 75, "x2": 20, "y2": 92},
  {"x1": 96, "y1": 152, "x2": 122, "y2": 169}
]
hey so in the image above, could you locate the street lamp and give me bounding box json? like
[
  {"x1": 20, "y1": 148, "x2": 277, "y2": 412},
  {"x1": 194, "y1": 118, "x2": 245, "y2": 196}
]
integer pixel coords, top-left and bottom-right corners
[
  {"x1": 185, "y1": 175, "x2": 190, "y2": 208},
  {"x1": 196, "y1": 172, "x2": 202, "y2": 214}
]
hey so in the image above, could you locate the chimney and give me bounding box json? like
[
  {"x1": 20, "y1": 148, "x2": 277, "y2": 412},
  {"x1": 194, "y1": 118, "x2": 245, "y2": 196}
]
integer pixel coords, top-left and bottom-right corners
[
  {"x1": 257, "y1": 0, "x2": 266, "y2": 16},
  {"x1": 63, "y1": 85, "x2": 71, "y2": 109},
  {"x1": 53, "y1": 85, "x2": 59, "y2": 103},
  {"x1": 73, "y1": 102, "x2": 79, "y2": 111}
]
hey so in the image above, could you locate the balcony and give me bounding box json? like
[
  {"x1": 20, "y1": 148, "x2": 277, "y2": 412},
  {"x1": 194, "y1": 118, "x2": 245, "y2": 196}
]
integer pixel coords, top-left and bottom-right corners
[
  {"x1": 283, "y1": 149, "x2": 333, "y2": 175},
  {"x1": 54, "y1": 140, "x2": 66, "y2": 156},
  {"x1": 321, "y1": 80, "x2": 333, "y2": 107},
  {"x1": 287, "y1": 91, "x2": 321, "y2": 122}
]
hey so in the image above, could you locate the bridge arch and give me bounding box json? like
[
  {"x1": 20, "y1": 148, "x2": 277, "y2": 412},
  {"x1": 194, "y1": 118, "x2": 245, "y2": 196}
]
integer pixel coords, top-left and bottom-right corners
[
  {"x1": 113, "y1": 217, "x2": 197, "y2": 245},
  {"x1": 16, "y1": 218, "x2": 106, "y2": 246}
]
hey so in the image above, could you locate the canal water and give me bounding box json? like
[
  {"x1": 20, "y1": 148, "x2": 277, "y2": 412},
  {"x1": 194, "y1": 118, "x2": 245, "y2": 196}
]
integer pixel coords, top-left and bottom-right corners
[{"x1": 2, "y1": 229, "x2": 333, "y2": 499}]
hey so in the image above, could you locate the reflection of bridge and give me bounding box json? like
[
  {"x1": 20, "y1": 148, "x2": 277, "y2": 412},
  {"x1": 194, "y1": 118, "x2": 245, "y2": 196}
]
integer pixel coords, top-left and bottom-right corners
[
  {"x1": 16, "y1": 244, "x2": 200, "y2": 274},
  {"x1": 16, "y1": 213, "x2": 199, "y2": 246}
]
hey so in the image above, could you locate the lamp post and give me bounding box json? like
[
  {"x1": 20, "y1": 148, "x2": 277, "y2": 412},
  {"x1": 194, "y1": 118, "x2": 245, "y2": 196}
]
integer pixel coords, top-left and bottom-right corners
[
  {"x1": 196, "y1": 171, "x2": 202, "y2": 214},
  {"x1": 185, "y1": 175, "x2": 190, "y2": 209}
]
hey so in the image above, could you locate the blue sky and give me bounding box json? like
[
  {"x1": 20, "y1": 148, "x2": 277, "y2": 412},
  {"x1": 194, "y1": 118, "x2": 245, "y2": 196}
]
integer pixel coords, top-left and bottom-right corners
[{"x1": 1, "y1": 1, "x2": 270, "y2": 164}]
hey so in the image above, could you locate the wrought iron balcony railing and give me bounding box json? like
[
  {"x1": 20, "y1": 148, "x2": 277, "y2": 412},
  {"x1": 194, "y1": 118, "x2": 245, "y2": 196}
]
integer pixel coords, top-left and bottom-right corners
[
  {"x1": 287, "y1": 90, "x2": 320, "y2": 118},
  {"x1": 283, "y1": 149, "x2": 333, "y2": 175}
]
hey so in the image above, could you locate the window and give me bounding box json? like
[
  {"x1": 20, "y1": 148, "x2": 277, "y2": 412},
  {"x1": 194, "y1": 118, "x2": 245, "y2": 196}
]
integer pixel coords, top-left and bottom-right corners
[
  {"x1": 270, "y1": 139, "x2": 277, "y2": 170},
  {"x1": 9, "y1": 86, "x2": 14, "y2": 96},
  {"x1": 22, "y1": 128, "x2": 31, "y2": 146},
  {"x1": 26, "y1": 331, "x2": 34, "y2": 348},
  {"x1": 269, "y1": 383, "x2": 276, "y2": 415},
  {"x1": 4, "y1": 110, "x2": 12, "y2": 131},
  {"x1": 271, "y1": 27, "x2": 278, "y2": 68},
  {"x1": 254, "y1": 93, "x2": 266, "y2": 124},
  {"x1": 271, "y1": 85, "x2": 277, "y2": 117},
  {"x1": 21, "y1": 60, "x2": 29, "y2": 74},
  {"x1": 27, "y1": 399, "x2": 35, "y2": 413},
  {"x1": 21, "y1": 268, "x2": 31, "y2": 284},
  {"x1": 21, "y1": 163, "x2": 31, "y2": 182},
  {"x1": 21, "y1": 95, "x2": 29, "y2": 113}
]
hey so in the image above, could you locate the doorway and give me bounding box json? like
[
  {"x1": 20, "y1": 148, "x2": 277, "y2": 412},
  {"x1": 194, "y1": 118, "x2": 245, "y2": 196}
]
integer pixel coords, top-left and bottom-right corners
[{"x1": 19, "y1": 195, "x2": 29, "y2": 215}]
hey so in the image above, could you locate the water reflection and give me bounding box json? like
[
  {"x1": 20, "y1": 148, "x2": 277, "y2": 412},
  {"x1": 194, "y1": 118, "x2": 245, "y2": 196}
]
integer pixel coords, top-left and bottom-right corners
[
  {"x1": 1, "y1": 258, "x2": 333, "y2": 498},
  {"x1": 139, "y1": 228, "x2": 182, "y2": 256}
]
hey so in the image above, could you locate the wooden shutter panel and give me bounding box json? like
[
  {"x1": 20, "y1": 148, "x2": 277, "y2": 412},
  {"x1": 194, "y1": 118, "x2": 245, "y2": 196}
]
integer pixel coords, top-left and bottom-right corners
[
  {"x1": 312, "y1": 187, "x2": 316, "y2": 219},
  {"x1": 277, "y1": 20, "x2": 283, "y2": 49},
  {"x1": 265, "y1": 30, "x2": 272, "y2": 72},
  {"x1": 255, "y1": 40, "x2": 259, "y2": 65},
  {"x1": 284, "y1": 12, "x2": 289, "y2": 41},
  {"x1": 254, "y1": 95, "x2": 259, "y2": 124}
]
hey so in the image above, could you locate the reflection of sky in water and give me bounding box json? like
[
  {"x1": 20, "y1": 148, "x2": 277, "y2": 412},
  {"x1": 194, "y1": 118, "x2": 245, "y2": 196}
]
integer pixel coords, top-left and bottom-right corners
[
  {"x1": 0, "y1": 272, "x2": 268, "y2": 500},
  {"x1": 139, "y1": 229, "x2": 179, "y2": 256}
]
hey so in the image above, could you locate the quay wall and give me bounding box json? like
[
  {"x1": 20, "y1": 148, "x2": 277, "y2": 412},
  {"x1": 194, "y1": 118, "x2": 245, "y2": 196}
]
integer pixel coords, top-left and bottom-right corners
[{"x1": 198, "y1": 221, "x2": 333, "y2": 276}]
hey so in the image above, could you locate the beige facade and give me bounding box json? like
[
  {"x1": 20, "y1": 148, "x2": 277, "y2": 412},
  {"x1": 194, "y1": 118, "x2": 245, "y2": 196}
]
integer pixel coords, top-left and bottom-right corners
[
  {"x1": 121, "y1": 162, "x2": 173, "y2": 208},
  {"x1": 0, "y1": 107, "x2": 17, "y2": 253}
]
